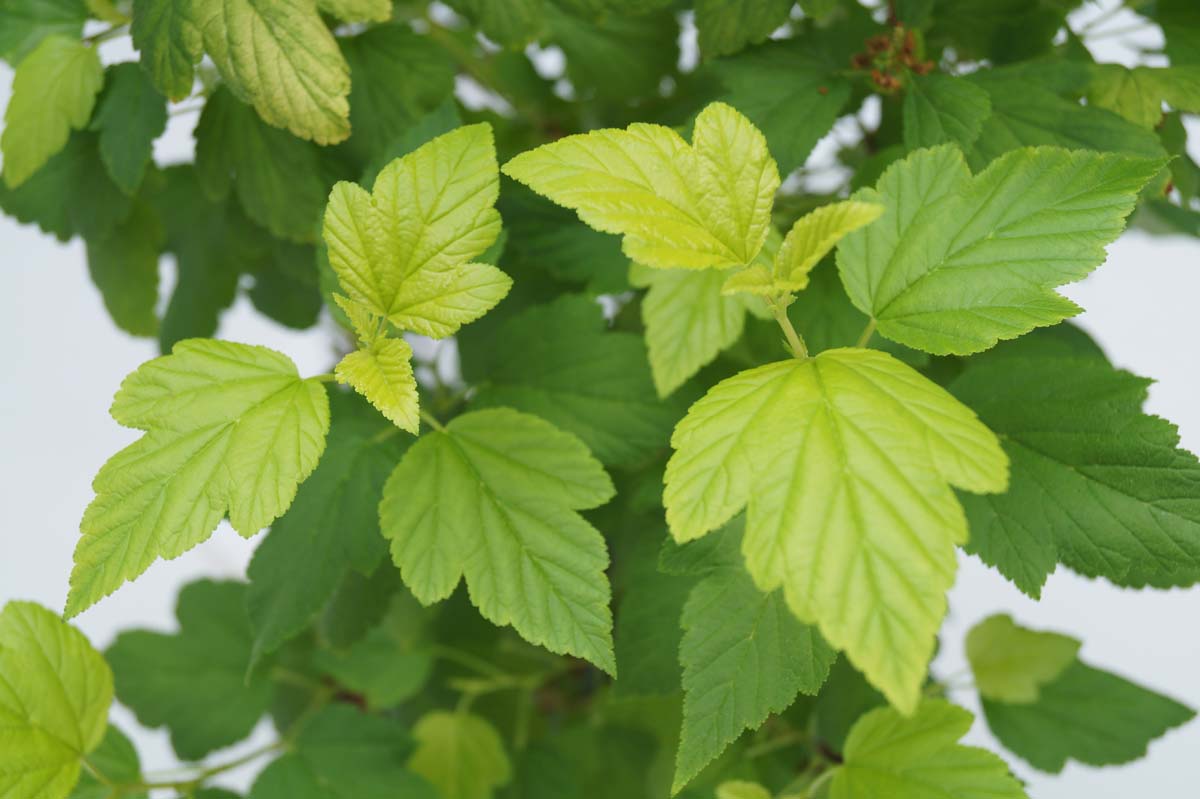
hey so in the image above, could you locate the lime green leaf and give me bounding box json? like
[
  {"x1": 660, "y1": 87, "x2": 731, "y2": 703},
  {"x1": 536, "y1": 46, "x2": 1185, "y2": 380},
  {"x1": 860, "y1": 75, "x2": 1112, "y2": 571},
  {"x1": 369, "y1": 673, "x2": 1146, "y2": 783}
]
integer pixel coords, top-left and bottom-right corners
[
  {"x1": 982, "y1": 661, "x2": 1194, "y2": 773},
  {"x1": 694, "y1": 0, "x2": 792, "y2": 57},
  {"x1": 335, "y1": 337, "x2": 419, "y2": 434},
  {"x1": 67, "y1": 725, "x2": 142, "y2": 799},
  {"x1": 249, "y1": 706, "x2": 435, "y2": 799},
  {"x1": 338, "y1": 25, "x2": 455, "y2": 167},
  {"x1": 409, "y1": 711, "x2": 511, "y2": 799},
  {"x1": 190, "y1": 0, "x2": 350, "y2": 144},
  {"x1": 130, "y1": 0, "x2": 200, "y2": 100},
  {"x1": 195, "y1": 88, "x2": 333, "y2": 242},
  {"x1": 106, "y1": 580, "x2": 271, "y2": 760},
  {"x1": 711, "y1": 41, "x2": 851, "y2": 176},
  {"x1": 664, "y1": 349, "x2": 1008, "y2": 711},
  {"x1": 84, "y1": 199, "x2": 164, "y2": 337},
  {"x1": 633, "y1": 264, "x2": 749, "y2": 397},
  {"x1": 837, "y1": 144, "x2": 1163, "y2": 356},
  {"x1": 0, "y1": 0, "x2": 87, "y2": 65},
  {"x1": 831, "y1": 700, "x2": 1026, "y2": 799},
  {"x1": 1, "y1": 35, "x2": 103, "y2": 188},
  {"x1": 380, "y1": 408, "x2": 616, "y2": 672},
  {"x1": 726, "y1": 200, "x2": 882, "y2": 297},
  {"x1": 950, "y1": 353, "x2": 1200, "y2": 596},
  {"x1": 966, "y1": 614, "x2": 1079, "y2": 703},
  {"x1": 0, "y1": 602, "x2": 112, "y2": 799},
  {"x1": 1087, "y1": 65, "x2": 1200, "y2": 130},
  {"x1": 469, "y1": 295, "x2": 678, "y2": 465},
  {"x1": 674, "y1": 550, "x2": 835, "y2": 792},
  {"x1": 715, "y1": 782, "x2": 771, "y2": 799},
  {"x1": 317, "y1": 0, "x2": 388, "y2": 22},
  {"x1": 502, "y1": 102, "x2": 779, "y2": 271},
  {"x1": 903, "y1": 73, "x2": 991, "y2": 151},
  {"x1": 246, "y1": 392, "x2": 407, "y2": 660},
  {"x1": 323, "y1": 124, "x2": 509, "y2": 335},
  {"x1": 67, "y1": 339, "x2": 331, "y2": 617},
  {"x1": 90, "y1": 63, "x2": 167, "y2": 194}
]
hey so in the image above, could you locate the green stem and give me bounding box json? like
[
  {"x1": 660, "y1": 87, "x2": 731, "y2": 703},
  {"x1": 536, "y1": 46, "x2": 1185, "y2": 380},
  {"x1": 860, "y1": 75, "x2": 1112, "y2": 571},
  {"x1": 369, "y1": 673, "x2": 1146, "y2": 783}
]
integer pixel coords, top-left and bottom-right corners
[
  {"x1": 805, "y1": 768, "x2": 837, "y2": 798},
  {"x1": 744, "y1": 728, "x2": 811, "y2": 759},
  {"x1": 432, "y1": 644, "x2": 509, "y2": 678},
  {"x1": 85, "y1": 23, "x2": 128, "y2": 44},
  {"x1": 313, "y1": 372, "x2": 338, "y2": 383},
  {"x1": 770, "y1": 301, "x2": 809, "y2": 359},
  {"x1": 421, "y1": 408, "x2": 447, "y2": 432},
  {"x1": 855, "y1": 318, "x2": 877, "y2": 349}
]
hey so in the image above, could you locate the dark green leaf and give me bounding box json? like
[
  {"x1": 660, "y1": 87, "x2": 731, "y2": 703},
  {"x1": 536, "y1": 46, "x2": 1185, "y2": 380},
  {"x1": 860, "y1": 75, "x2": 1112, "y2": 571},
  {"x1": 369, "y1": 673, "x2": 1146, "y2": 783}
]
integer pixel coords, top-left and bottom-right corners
[
  {"x1": 85, "y1": 198, "x2": 164, "y2": 337},
  {"x1": 90, "y1": 63, "x2": 168, "y2": 195}
]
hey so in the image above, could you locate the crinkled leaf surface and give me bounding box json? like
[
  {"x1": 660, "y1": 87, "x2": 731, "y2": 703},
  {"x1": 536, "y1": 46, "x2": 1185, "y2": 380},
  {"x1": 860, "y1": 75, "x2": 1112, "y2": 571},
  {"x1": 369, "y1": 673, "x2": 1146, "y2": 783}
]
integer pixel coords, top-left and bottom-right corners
[
  {"x1": 665, "y1": 348, "x2": 1008, "y2": 711},
  {"x1": 0, "y1": 602, "x2": 112, "y2": 799},
  {"x1": 68, "y1": 339, "x2": 330, "y2": 617},
  {"x1": 380, "y1": 408, "x2": 617, "y2": 672},
  {"x1": 323, "y1": 123, "x2": 509, "y2": 337},
  {"x1": 966, "y1": 614, "x2": 1079, "y2": 703},
  {"x1": 951, "y1": 354, "x2": 1200, "y2": 596},
  {"x1": 837, "y1": 144, "x2": 1162, "y2": 355},
  {"x1": 831, "y1": 700, "x2": 1027, "y2": 799},
  {"x1": 190, "y1": 0, "x2": 351, "y2": 143},
  {"x1": 335, "y1": 337, "x2": 419, "y2": 434},
  {"x1": 130, "y1": 0, "x2": 200, "y2": 100},
  {"x1": 503, "y1": 102, "x2": 779, "y2": 271},
  {"x1": 106, "y1": 580, "x2": 272, "y2": 760}
]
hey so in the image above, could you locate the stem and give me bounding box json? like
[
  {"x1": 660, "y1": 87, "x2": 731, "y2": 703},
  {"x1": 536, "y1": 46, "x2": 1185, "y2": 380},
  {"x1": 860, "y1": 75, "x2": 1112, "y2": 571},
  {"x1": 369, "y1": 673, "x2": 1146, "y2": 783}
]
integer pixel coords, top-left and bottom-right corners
[
  {"x1": 85, "y1": 23, "x2": 128, "y2": 44},
  {"x1": 805, "y1": 768, "x2": 837, "y2": 798},
  {"x1": 369, "y1": 425, "x2": 402, "y2": 445},
  {"x1": 744, "y1": 728, "x2": 810, "y2": 759},
  {"x1": 855, "y1": 318, "x2": 877, "y2": 349},
  {"x1": 421, "y1": 408, "x2": 447, "y2": 432},
  {"x1": 770, "y1": 301, "x2": 809, "y2": 359},
  {"x1": 432, "y1": 643, "x2": 509, "y2": 678},
  {"x1": 1084, "y1": 21, "x2": 1152, "y2": 39},
  {"x1": 313, "y1": 372, "x2": 337, "y2": 383}
]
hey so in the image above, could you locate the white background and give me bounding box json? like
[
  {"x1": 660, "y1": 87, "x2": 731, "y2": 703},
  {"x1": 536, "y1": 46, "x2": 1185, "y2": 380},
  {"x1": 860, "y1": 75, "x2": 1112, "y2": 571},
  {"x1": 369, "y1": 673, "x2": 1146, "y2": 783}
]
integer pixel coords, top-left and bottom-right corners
[{"x1": 1, "y1": 3, "x2": 1197, "y2": 796}]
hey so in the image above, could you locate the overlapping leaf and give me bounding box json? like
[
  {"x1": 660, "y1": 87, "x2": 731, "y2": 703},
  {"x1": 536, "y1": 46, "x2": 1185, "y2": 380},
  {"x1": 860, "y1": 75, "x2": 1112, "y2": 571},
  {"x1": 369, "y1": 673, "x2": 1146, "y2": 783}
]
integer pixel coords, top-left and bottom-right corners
[
  {"x1": 966, "y1": 614, "x2": 1079, "y2": 703},
  {"x1": 408, "y1": 711, "x2": 510, "y2": 799},
  {"x1": 665, "y1": 348, "x2": 1008, "y2": 711},
  {"x1": 68, "y1": 339, "x2": 330, "y2": 616}
]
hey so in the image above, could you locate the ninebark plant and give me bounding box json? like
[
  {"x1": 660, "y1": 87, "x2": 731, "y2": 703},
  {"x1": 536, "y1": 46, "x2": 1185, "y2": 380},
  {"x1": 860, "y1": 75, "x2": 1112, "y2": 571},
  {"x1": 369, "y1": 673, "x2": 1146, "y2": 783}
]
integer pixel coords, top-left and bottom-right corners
[{"x1": 2, "y1": 1, "x2": 1199, "y2": 797}]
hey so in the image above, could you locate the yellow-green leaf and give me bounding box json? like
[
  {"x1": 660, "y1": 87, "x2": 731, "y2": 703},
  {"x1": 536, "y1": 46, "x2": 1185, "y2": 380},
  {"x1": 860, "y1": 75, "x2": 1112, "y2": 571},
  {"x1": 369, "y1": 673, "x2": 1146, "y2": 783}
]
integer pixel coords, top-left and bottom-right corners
[
  {"x1": 408, "y1": 711, "x2": 511, "y2": 799},
  {"x1": 664, "y1": 349, "x2": 1008, "y2": 711},
  {"x1": 503, "y1": 102, "x2": 779, "y2": 271},
  {"x1": 335, "y1": 337, "x2": 420, "y2": 434},
  {"x1": 966, "y1": 614, "x2": 1080, "y2": 704},
  {"x1": 1, "y1": 36, "x2": 102, "y2": 188}
]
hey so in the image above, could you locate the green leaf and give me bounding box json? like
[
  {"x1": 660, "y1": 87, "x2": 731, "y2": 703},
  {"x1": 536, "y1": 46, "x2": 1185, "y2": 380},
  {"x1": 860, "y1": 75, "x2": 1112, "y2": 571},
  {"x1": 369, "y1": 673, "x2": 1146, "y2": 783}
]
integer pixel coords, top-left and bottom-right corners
[
  {"x1": 714, "y1": 782, "x2": 770, "y2": 799},
  {"x1": 837, "y1": 144, "x2": 1163, "y2": 356},
  {"x1": 0, "y1": 131, "x2": 131, "y2": 241},
  {"x1": 191, "y1": 0, "x2": 351, "y2": 143},
  {"x1": 502, "y1": 102, "x2": 779, "y2": 271},
  {"x1": 966, "y1": 73, "x2": 1167, "y2": 169},
  {"x1": 949, "y1": 353, "x2": 1200, "y2": 596},
  {"x1": 335, "y1": 338, "x2": 419, "y2": 434},
  {"x1": 664, "y1": 349, "x2": 1008, "y2": 711},
  {"x1": 379, "y1": 408, "x2": 617, "y2": 673},
  {"x1": 469, "y1": 294, "x2": 677, "y2": 465},
  {"x1": 674, "y1": 557, "x2": 835, "y2": 792},
  {"x1": 338, "y1": 24, "x2": 456, "y2": 167},
  {"x1": 408, "y1": 711, "x2": 512, "y2": 799},
  {"x1": 1154, "y1": 0, "x2": 1200, "y2": 66},
  {"x1": 1, "y1": 35, "x2": 103, "y2": 188},
  {"x1": 90, "y1": 63, "x2": 168, "y2": 195},
  {"x1": 248, "y1": 240, "x2": 323, "y2": 330},
  {"x1": 632, "y1": 264, "x2": 749, "y2": 397},
  {"x1": 0, "y1": 0, "x2": 87, "y2": 65},
  {"x1": 982, "y1": 661, "x2": 1195, "y2": 773},
  {"x1": 831, "y1": 700, "x2": 1026, "y2": 799},
  {"x1": 68, "y1": 725, "x2": 143, "y2": 799},
  {"x1": 195, "y1": 88, "x2": 334, "y2": 243},
  {"x1": 67, "y1": 339, "x2": 331, "y2": 616},
  {"x1": 246, "y1": 391, "x2": 407, "y2": 660},
  {"x1": 1087, "y1": 65, "x2": 1200, "y2": 130},
  {"x1": 694, "y1": 0, "x2": 792, "y2": 58},
  {"x1": 317, "y1": 0, "x2": 388, "y2": 23},
  {"x1": 443, "y1": 0, "x2": 544, "y2": 49},
  {"x1": 84, "y1": 198, "x2": 164, "y2": 337},
  {"x1": 903, "y1": 73, "x2": 991, "y2": 151},
  {"x1": 813, "y1": 657, "x2": 885, "y2": 754},
  {"x1": 323, "y1": 123, "x2": 510, "y2": 336},
  {"x1": 612, "y1": 534, "x2": 692, "y2": 697},
  {"x1": 130, "y1": 0, "x2": 200, "y2": 100},
  {"x1": 0, "y1": 602, "x2": 112, "y2": 799},
  {"x1": 724, "y1": 200, "x2": 883, "y2": 297},
  {"x1": 106, "y1": 580, "x2": 272, "y2": 760},
  {"x1": 965, "y1": 614, "x2": 1079, "y2": 703},
  {"x1": 249, "y1": 705, "x2": 434, "y2": 799},
  {"x1": 546, "y1": 4, "x2": 679, "y2": 102},
  {"x1": 710, "y1": 41, "x2": 851, "y2": 176}
]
